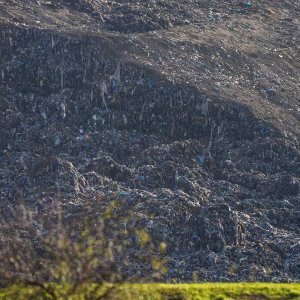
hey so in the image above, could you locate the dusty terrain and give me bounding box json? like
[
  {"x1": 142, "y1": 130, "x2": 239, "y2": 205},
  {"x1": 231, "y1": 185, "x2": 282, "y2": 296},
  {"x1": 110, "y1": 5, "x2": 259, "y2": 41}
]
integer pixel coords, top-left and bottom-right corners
[{"x1": 0, "y1": 0, "x2": 299, "y2": 282}]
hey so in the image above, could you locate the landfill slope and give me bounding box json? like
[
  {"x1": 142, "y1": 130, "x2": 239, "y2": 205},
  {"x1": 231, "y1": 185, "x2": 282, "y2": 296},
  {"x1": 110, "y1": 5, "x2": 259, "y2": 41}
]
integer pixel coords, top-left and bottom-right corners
[{"x1": 0, "y1": 0, "x2": 299, "y2": 282}]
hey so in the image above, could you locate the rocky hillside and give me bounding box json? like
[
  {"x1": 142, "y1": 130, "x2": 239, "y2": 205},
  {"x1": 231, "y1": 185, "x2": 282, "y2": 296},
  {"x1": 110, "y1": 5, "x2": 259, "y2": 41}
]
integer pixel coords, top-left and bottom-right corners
[{"x1": 0, "y1": 0, "x2": 299, "y2": 282}]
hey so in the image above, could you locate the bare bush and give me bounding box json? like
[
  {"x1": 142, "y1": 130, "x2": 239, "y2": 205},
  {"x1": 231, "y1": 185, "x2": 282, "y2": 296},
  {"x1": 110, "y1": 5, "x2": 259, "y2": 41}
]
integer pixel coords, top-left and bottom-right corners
[{"x1": 0, "y1": 198, "x2": 167, "y2": 299}]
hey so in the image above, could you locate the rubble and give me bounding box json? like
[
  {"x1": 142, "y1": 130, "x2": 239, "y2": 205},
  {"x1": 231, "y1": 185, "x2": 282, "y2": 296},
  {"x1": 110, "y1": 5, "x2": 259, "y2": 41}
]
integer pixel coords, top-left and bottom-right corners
[{"x1": 0, "y1": 0, "x2": 299, "y2": 283}]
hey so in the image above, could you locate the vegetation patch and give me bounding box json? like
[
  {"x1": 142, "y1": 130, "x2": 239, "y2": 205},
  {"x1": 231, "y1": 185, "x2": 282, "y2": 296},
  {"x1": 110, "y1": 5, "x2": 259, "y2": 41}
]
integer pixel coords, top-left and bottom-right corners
[{"x1": 0, "y1": 283, "x2": 299, "y2": 300}]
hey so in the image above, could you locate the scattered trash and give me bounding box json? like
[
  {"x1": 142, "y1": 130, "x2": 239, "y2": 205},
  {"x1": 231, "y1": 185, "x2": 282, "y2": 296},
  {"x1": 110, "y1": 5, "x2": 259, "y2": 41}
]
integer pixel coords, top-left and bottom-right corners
[
  {"x1": 243, "y1": 2, "x2": 253, "y2": 8},
  {"x1": 223, "y1": 14, "x2": 231, "y2": 21},
  {"x1": 54, "y1": 132, "x2": 62, "y2": 146},
  {"x1": 265, "y1": 88, "x2": 276, "y2": 95},
  {"x1": 119, "y1": 191, "x2": 127, "y2": 197},
  {"x1": 196, "y1": 156, "x2": 205, "y2": 164}
]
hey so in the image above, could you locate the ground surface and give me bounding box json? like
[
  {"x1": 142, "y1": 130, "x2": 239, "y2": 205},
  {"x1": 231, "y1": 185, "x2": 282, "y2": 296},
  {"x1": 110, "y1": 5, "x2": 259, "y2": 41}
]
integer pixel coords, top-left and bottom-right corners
[{"x1": 0, "y1": 0, "x2": 299, "y2": 282}]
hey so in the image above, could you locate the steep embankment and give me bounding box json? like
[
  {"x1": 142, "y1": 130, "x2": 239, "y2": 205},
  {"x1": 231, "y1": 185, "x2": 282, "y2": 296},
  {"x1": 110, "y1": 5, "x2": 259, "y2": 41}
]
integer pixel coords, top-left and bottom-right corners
[{"x1": 0, "y1": 0, "x2": 299, "y2": 281}]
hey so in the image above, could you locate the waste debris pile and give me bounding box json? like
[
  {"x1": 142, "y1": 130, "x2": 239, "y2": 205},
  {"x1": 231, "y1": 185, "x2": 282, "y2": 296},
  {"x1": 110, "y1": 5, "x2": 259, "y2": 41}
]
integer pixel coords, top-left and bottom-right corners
[{"x1": 0, "y1": 0, "x2": 299, "y2": 282}]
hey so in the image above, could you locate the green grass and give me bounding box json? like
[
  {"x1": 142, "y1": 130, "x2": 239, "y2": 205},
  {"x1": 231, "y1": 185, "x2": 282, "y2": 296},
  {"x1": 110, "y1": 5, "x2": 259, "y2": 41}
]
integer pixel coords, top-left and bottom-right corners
[
  {"x1": 115, "y1": 283, "x2": 300, "y2": 300},
  {"x1": 0, "y1": 283, "x2": 299, "y2": 300}
]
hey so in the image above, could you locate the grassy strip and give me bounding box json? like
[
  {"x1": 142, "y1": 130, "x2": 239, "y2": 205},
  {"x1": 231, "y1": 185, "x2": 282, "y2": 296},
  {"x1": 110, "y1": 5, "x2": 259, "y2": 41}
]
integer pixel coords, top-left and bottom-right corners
[
  {"x1": 114, "y1": 283, "x2": 300, "y2": 300},
  {"x1": 0, "y1": 283, "x2": 299, "y2": 299}
]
